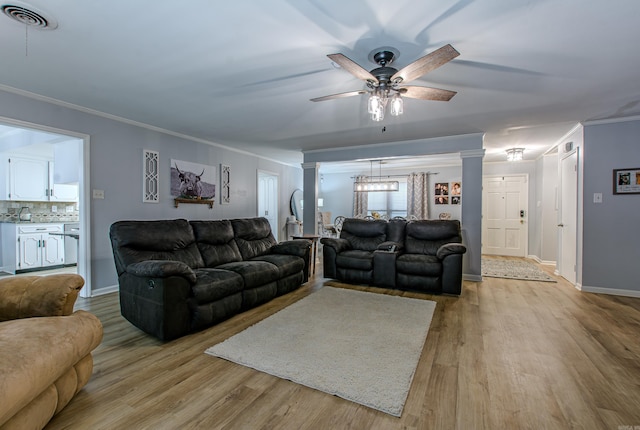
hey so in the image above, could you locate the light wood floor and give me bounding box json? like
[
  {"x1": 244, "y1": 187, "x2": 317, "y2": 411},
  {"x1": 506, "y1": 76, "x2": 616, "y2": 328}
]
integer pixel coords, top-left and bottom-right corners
[{"x1": 47, "y1": 259, "x2": 640, "y2": 429}]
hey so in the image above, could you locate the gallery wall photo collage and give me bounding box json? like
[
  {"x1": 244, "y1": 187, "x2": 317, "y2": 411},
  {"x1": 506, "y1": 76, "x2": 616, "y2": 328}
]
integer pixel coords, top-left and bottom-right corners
[{"x1": 434, "y1": 181, "x2": 461, "y2": 205}]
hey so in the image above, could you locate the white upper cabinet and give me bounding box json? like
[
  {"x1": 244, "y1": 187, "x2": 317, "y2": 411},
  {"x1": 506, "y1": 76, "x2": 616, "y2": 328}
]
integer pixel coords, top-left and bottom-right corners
[
  {"x1": 2, "y1": 156, "x2": 49, "y2": 201},
  {"x1": 0, "y1": 155, "x2": 78, "y2": 202}
]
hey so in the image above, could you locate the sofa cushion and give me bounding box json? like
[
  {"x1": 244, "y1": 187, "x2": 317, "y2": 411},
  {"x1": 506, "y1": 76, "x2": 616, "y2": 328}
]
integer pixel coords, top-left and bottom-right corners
[
  {"x1": 336, "y1": 250, "x2": 375, "y2": 271},
  {"x1": 252, "y1": 254, "x2": 304, "y2": 278},
  {"x1": 190, "y1": 220, "x2": 243, "y2": 267},
  {"x1": 191, "y1": 269, "x2": 244, "y2": 304},
  {"x1": 341, "y1": 219, "x2": 387, "y2": 251},
  {"x1": 217, "y1": 260, "x2": 280, "y2": 289},
  {"x1": 396, "y1": 254, "x2": 442, "y2": 276},
  {"x1": 231, "y1": 218, "x2": 277, "y2": 260},
  {"x1": 110, "y1": 219, "x2": 204, "y2": 274}
]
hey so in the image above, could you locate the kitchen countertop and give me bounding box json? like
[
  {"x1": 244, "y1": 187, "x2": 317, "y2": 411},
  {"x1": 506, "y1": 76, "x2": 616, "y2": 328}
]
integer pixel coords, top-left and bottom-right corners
[{"x1": 0, "y1": 220, "x2": 79, "y2": 224}]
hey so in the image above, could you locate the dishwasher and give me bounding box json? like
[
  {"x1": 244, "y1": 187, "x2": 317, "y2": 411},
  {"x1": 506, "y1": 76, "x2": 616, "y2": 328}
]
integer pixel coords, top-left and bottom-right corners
[{"x1": 64, "y1": 223, "x2": 80, "y2": 266}]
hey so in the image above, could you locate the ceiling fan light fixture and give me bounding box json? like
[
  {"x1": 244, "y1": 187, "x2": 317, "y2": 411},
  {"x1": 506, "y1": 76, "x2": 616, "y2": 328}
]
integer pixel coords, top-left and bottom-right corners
[
  {"x1": 390, "y1": 93, "x2": 403, "y2": 116},
  {"x1": 368, "y1": 93, "x2": 382, "y2": 114},
  {"x1": 371, "y1": 105, "x2": 385, "y2": 121},
  {"x1": 506, "y1": 147, "x2": 525, "y2": 162}
]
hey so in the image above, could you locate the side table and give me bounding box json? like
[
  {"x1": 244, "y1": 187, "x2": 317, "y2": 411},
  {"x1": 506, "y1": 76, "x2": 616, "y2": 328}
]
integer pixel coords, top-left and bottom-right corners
[{"x1": 292, "y1": 234, "x2": 320, "y2": 277}]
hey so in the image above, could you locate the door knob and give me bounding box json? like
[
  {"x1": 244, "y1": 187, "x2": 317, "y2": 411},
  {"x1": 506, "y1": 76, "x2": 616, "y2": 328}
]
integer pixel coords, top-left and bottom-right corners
[{"x1": 557, "y1": 223, "x2": 564, "y2": 227}]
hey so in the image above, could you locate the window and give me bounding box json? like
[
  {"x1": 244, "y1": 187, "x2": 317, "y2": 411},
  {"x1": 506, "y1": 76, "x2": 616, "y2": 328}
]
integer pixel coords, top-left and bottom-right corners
[{"x1": 367, "y1": 180, "x2": 407, "y2": 218}]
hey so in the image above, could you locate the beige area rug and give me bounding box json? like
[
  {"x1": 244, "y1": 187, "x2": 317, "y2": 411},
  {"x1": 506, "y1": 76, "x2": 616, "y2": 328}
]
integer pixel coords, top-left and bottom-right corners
[
  {"x1": 482, "y1": 257, "x2": 557, "y2": 282},
  {"x1": 205, "y1": 287, "x2": 436, "y2": 417}
]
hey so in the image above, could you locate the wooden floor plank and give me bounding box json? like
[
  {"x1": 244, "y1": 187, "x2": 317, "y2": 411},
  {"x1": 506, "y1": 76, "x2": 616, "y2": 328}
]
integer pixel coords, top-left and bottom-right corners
[{"x1": 45, "y1": 258, "x2": 640, "y2": 430}]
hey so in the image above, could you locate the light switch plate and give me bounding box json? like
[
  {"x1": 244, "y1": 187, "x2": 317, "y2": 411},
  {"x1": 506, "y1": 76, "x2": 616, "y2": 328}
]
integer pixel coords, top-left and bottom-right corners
[{"x1": 593, "y1": 193, "x2": 602, "y2": 203}]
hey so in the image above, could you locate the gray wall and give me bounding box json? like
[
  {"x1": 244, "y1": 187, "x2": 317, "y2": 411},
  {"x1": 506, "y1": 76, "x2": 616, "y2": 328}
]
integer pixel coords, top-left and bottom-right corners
[
  {"x1": 0, "y1": 89, "x2": 303, "y2": 293},
  {"x1": 582, "y1": 119, "x2": 640, "y2": 293}
]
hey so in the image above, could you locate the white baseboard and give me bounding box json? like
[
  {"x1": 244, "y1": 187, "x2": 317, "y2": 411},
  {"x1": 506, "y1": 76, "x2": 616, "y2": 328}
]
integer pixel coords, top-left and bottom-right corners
[
  {"x1": 527, "y1": 255, "x2": 556, "y2": 266},
  {"x1": 578, "y1": 285, "x2": 640, "y2": 298},
  {"x1": 91, "y1": 284, "x2": 118, "y2": 297}
]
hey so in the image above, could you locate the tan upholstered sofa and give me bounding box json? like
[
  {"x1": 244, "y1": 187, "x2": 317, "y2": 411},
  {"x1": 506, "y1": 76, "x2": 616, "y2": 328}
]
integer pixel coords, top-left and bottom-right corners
[{"x1": 0, "y1": 274, "x2": 103, "y2": 430}]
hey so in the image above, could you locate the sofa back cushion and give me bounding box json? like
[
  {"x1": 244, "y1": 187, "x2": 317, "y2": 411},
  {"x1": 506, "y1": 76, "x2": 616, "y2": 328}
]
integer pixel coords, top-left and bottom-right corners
[
  {"x1": 190, "y1": 220, "x2": 243, "y2": 267},
  {"x1": 109, "y1": 219, "x2": 204, "y2": 275},
  {"x1": 386, "y1": 218, "x2": 407, "y2": 244},
  {"x1": 340, "y1": 218, "x2": 387, "y2": 251},
  {"x1": 231, "y1": 217, "x2": 277, "y2": 260},
  {"x1": 404, "y1": 220, "x2": 462, "y2": 255}
]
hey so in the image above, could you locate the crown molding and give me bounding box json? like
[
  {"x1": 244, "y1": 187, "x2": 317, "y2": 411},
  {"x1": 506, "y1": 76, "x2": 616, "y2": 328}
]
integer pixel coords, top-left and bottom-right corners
[{"x1": 0, "y1": 84, "x2": 299, "y2": 168}]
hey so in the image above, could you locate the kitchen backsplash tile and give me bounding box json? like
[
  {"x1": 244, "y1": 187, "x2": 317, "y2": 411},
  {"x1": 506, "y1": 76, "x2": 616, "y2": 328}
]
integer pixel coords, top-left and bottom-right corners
[{"x1": 0, "y1": 201, "x2": 79, "y2": 223}]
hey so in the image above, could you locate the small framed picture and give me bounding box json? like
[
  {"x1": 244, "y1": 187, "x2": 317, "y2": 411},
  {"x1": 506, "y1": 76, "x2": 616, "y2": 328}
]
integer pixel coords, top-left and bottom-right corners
[
  {"x1": 613, "y1": 168, "x2": 640, "y2": 194},
  {"x1": 450, "y1": 181, "x2": 461, "y2": 196},
  {"x1": 435, "y1": 196, "x2": 448, "y2": 205},
  {"x1": 435, "y1": 182, "x2": 449, "y2": 196},
  {"x1": 451, "y1": 196, "x2": 461, "y2": 205}
]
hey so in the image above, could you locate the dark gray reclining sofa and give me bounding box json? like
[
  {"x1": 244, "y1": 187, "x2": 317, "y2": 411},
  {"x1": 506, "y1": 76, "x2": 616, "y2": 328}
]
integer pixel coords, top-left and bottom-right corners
[
  {"x1": 110, "y1": 217, "x2": 311, "y2": 340},
  {"x1": 321, "y1": 218, "x2": 466, "y2": 295}
]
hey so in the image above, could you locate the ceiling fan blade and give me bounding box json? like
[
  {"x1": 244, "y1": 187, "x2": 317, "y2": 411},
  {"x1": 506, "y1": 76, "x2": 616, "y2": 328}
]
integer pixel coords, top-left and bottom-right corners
[
  {"x1": 310, "y1": 90, "x2": 367, "y2": 102},
  {"x1": 327, "y1": 53, "x2": 377, "y2": 82},
  {"x1": 391, "y1": 44, "x2": 460, "y2": 84},
  {"x1": 398, "y1": 86, "x2": 457, "y2": 101}
]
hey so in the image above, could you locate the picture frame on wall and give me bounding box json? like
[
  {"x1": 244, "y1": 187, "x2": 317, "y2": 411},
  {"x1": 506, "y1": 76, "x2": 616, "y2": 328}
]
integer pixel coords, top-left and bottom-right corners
[
  {"x1": 220, "y1": 164, "x2": 230, "y2": 205},
  {"x1": 170, "y1": 159, "x2": 216, "y2": 208},
  {"x1": 613, "y1": 168, "x2": 640, "y2": 194},
  {"x1": 450, "y1": 181, "x2": 461, "y2": 205},
  {"x1": 435, "y1": 182, "x2": 449, "y2": 196}
]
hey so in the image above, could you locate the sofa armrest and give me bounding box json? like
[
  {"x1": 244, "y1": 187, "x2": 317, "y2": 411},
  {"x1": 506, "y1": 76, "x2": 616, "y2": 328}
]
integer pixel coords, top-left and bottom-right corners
[
  {"x1": 126, "y1": 260, "x2": 197, "y2": 284},
  {"x1": 0, "y1": 274, "x2": 84, "y2": 321},
  {"x1": 436, "y1": 243, "x2": 467, "y2": 259},
  {"x1": 377, "y1": 241, "x2": 403, "y2": 252},
  {"x1": 271, "y1": 239, "x2": 312, "y2": 257},
  {"x1": 320, "y1": 237, "x2": 351, "y2": 253}
]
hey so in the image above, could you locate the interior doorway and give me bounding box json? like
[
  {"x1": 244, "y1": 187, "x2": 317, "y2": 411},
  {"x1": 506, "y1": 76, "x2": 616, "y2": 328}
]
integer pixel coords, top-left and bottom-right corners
[
  {"x1": 0, "y1": 118, "x2": 90, "y2": 296},
  {"x1": 558, "y1": 150, "x2": 578, "y2": 284},
  {"x1": 482, "y1": 174, "x2": 529, "y2": 257},
  {"x1": 257, "y1": 170, "x2": 279, "y2": 241}
]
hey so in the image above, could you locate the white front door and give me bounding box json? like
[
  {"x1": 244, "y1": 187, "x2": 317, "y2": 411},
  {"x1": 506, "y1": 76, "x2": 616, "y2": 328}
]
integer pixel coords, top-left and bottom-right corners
[
  {"x1": 559, "y1": 151, "x2": 578, "y2": 284},
  {"x1": 482, "y1": 175, "x2": 528, "y2": 256},
  {"x1": 258, "y1": 171, "x2": 279, "y2": 241}
]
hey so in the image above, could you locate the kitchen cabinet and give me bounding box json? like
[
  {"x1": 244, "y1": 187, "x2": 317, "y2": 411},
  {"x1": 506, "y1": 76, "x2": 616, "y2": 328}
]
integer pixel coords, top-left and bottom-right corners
[
  {"x1": 0, "y1": 224, "x2": 64, "y2": 273},
  {"x1": 1, "y1": 156, "x2": 49, "y2": 201},
  {"x1": 0, "y1": 156, "x2": 78, "y2": 202}
]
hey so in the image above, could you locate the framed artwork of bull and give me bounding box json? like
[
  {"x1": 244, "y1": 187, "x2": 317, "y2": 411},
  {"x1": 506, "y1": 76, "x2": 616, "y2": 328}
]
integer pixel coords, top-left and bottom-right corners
[{"x1": 170, "y1": 159, "x2": 216, "y2": 202}]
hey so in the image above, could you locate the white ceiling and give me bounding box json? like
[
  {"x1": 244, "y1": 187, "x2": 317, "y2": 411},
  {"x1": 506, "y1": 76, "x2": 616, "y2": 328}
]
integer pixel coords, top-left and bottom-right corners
[{"x1": 1, "y1": 1, "x2": 639, "y2": 166}]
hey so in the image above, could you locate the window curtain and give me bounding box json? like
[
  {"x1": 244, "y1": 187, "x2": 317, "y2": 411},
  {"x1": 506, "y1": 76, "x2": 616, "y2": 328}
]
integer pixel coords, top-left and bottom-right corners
[
  {"x1": 353, "y1": 175, "x2": 368, "y2": 217},
  {"x1": 407, "y1": 172, "x2": 429, "y2": 220}
]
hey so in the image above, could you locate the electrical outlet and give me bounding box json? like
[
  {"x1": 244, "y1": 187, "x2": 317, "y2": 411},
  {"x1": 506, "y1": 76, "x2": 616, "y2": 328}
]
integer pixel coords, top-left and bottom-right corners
[
  {"x1": 93, "y1": 189, "x2": 105, "y2": 199},
  {"x1": 66, "y1": 205, "x2": 74, "y2": 213},
  {"x1": 51, "y1": 205, "x2": 57, "y2": 212}
]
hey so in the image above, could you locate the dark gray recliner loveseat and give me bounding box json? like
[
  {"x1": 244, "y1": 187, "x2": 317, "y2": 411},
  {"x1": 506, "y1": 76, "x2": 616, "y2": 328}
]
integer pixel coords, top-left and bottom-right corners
[
  {"x1": 110, "y1": 217, "x2": 311, "y2": 341},
  {"x1": 321, "y1": 218, "x2": 466, "y2": 295}
]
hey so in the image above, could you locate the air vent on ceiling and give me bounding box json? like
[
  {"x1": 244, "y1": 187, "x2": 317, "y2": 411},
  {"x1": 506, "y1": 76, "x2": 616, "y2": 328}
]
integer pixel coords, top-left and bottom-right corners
[{"x1": 1, "y1": 2, "x2": 57, "y2": 29}]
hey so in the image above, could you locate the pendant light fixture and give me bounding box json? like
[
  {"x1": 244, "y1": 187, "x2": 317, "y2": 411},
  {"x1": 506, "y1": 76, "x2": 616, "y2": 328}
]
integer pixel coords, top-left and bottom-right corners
[{"x1": 354, "y1": 160, "x2": 400, "y2": 192}]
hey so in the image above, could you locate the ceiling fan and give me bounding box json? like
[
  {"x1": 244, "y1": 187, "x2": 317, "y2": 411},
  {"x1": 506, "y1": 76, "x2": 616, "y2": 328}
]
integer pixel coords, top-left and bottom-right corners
[{"x1": 311, "y1": 44, "x2": 460, "y2": 121}]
